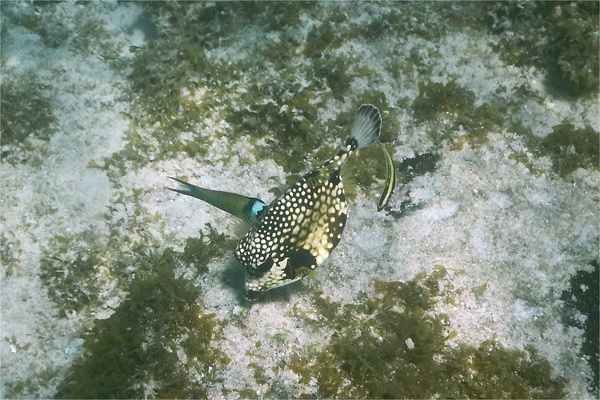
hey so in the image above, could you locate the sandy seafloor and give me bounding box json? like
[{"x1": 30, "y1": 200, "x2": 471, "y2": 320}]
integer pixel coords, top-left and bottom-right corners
[{"x1": 1, "y1": 1, "x2": 598, "y2": 399}]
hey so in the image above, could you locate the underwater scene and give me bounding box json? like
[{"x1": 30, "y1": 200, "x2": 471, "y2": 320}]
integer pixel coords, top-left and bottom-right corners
[{"x1": 1, "y1": 2, "x2": 598, "y2": 398}]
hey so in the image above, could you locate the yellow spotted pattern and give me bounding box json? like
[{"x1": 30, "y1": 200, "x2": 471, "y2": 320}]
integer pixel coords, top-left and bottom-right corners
[{"x1": 235, "y1": 143, "x2": 355, "y2": 294}]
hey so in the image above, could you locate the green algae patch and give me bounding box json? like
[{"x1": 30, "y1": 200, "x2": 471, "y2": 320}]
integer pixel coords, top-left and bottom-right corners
[
  {"x1": 292, "y1": 268, "x2": 566, "y2": 398},
  {"x1": 55, "y1": 246, "x2": 229, "y2": 399},
  {"x1": 413, "y1": 81, "x2": 476, "y2": 124},
  {"x1": 490, "y1": 2, "x2": 599, "y2": 98},
  {"x1": 179, "y1": 225, "x2": 234, "y2": 274},
  {"x1": 227, "y1": 90, "x2": 328, "y2": 176},
  {"x1": 538, "y1": 123, "x2": 599, "y2": 177},
  {"x1": 513, "y1": 121, "x2": 599, "y2": 179},
  {"x1": 1, "y1": 75, "x2": 56, "y2": 161},
  {"x1": 39, "y1": 180, "x2": 231, "y2": 321},
  {"x1": 40, "y1": 232, "x2": 107, "y2": 318},
  {"x1": 411, "y1": 81, "x2": 517, "y2": 150},
  {"x1": 105, "y1": 2, "x2": 401, "y2": 180},
  {"x1": 39, "y1": 219, "x2": 231, "y2": 319},
  {"x1": 98, "y1": 3, "x2": 230, "y2": 176},
  {"x1": 36, "y1": 186, "x2": 233, "y2": 396}
]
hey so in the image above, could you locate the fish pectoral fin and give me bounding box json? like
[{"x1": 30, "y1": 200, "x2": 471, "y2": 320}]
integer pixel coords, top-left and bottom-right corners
[
  {"x1": 292, "y1": 266, "x2": 314, "y2": 279},
  {"x1": 340, "y1": 162, "x2": 358, "y2": 198},
  {"x1": 287, "y1": 249, "x2": 317, "y2": 279}
]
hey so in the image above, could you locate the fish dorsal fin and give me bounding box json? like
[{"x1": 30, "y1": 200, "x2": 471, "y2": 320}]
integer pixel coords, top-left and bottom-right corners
[{"x1": 303, "y1": 157, "x2": 341, "y2": 186}]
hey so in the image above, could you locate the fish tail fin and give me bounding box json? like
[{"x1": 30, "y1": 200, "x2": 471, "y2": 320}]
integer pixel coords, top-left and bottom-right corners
[
  {"x1": 350, "y1": 104, "x2": 381, "y2": 148},
  {"x1": 168, "y1": 176, "x2": 206, "y2": 200},
  {"x1": 348, "y1": 104, "x2": 397, "y2": 211}
]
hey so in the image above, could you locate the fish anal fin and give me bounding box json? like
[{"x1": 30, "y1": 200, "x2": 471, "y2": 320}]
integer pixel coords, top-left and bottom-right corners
[{"x1": 229, "y1": 218, "x2": 253, "y2": 238}]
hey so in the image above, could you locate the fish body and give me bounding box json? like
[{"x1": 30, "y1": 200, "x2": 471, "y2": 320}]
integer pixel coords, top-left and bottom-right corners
[
  {"x1": 168, "y1": 177, "x2": 267, "y2": 226},
  {"x1": 169, "y1": 104, "x2": 392, "y2": 297},
  {"x1": 235, "y1": 104, "x2": 382, "y2": 295}
]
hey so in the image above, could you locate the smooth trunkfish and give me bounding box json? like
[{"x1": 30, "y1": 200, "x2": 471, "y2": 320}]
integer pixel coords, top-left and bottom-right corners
[{"x1": 169, "y1": 104, "x2": 395, "y2": 298}]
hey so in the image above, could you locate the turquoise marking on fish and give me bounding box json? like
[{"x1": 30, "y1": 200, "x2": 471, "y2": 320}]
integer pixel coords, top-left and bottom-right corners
[{"x1": 169, "y1": 104, "x2": 393, "y2": 298}]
